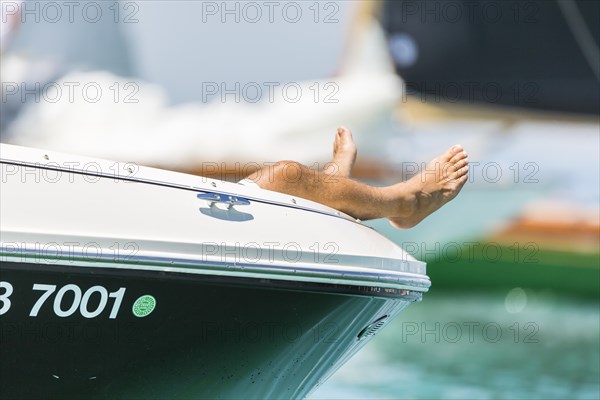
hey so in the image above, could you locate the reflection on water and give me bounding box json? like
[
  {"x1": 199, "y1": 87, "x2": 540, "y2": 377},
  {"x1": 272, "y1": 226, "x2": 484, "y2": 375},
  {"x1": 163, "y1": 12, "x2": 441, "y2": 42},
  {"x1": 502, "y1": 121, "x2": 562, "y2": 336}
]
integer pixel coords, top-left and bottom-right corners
[{"x1": 312, "y1": 290, "x2": 600, "y2": 400}]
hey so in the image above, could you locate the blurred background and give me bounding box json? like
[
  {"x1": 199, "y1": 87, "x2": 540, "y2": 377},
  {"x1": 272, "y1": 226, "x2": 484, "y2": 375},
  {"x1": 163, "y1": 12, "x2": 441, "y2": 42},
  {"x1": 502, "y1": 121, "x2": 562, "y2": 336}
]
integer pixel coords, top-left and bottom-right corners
[{"x1": 1, "y1": 1, "x2": 598, "y2": 398}]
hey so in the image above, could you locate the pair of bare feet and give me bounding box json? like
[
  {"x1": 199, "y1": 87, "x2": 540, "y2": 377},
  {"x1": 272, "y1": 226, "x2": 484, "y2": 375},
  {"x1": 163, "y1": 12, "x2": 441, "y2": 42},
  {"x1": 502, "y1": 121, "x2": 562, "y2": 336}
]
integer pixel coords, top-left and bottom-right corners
[
  {"x1": 325, "y1": 127, "x2": 469, "y2": 228},
  {"x1": 249, "y1": 126, "x2": 468, "y2": 228}
]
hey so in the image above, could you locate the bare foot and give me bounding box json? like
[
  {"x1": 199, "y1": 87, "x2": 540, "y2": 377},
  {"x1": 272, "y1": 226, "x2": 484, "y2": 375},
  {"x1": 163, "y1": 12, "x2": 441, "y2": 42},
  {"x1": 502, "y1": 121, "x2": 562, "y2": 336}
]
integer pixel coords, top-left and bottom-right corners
[
  {"x1": 324, "y1": 126, "x2": 357, "y2": 178},
  {"x1": 387, "y1": 145, "x2": 469, "y2": 228}
]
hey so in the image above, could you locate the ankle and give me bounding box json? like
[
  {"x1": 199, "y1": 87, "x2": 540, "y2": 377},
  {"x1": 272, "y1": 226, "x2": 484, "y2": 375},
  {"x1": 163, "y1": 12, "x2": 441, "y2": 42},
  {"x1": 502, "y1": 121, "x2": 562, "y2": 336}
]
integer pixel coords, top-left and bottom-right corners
[{"x1": 383, "y1": 183, "x2": 418, "y2": 219}]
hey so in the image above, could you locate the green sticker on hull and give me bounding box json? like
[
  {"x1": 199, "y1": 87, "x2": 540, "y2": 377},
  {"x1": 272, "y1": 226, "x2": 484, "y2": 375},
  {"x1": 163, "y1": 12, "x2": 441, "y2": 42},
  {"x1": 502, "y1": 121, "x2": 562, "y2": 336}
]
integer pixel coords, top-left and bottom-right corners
[{"x1": 132, "y1": 295, "x2": 156, "y2": 317}]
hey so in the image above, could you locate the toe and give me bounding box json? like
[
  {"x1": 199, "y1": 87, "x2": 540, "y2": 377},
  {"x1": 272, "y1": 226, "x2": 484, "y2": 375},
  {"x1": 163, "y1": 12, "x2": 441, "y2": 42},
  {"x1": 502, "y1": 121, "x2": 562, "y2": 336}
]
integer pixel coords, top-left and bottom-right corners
[
  {"x1": 448, "y1": 167, "x2": 469, "y2": 186},
  {"x1": 456, "y1": 164, "x2": 469, "y2": 178},
  {"x1": 452, "y1": 173, "x2": 468, "y2": 189},
  {"x1": 338, "y1": 126, "x2": 354, "y2": 142},
  {"x1": 442, "y1": 144, "x2": 464, "y2": 161},
  {"x1": 335, "y1": 127, "x2": 357, "y2": 155},
  {"x1": 452, "y1": 157, "x2": 469, "y2": 171},
  {"x1": 449, "y1": 150, "x2": 468, "y2": 164}
]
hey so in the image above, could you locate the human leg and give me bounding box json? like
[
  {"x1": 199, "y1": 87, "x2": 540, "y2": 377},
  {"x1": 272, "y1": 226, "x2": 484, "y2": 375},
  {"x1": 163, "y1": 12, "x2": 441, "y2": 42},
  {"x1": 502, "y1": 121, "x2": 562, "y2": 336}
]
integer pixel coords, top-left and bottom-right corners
[{"x1": 245, "y1": 128, "x2": 469, "y2": 227}]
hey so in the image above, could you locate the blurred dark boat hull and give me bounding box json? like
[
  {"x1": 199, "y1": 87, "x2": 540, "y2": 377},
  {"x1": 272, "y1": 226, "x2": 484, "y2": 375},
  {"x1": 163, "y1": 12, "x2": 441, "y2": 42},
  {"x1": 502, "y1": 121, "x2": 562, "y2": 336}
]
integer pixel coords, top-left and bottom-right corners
[{"x1": 381, "y1": 0, "x2": 600, "y2": 115}]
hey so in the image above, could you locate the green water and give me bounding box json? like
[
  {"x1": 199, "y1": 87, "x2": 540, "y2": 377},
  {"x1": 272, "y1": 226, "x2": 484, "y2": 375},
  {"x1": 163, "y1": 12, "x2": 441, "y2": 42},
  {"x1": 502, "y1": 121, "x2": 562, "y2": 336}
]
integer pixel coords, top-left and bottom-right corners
[{"x1": 312, "y1": 290, "x2": 600, "y2": 399}]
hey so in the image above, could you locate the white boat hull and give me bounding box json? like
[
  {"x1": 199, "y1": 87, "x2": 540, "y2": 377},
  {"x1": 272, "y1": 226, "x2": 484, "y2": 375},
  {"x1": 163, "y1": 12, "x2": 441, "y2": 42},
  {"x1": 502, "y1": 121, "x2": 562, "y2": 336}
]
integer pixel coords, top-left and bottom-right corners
[{"x1": 0, "y1": 144, "x2": 429, "y2": 398}]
